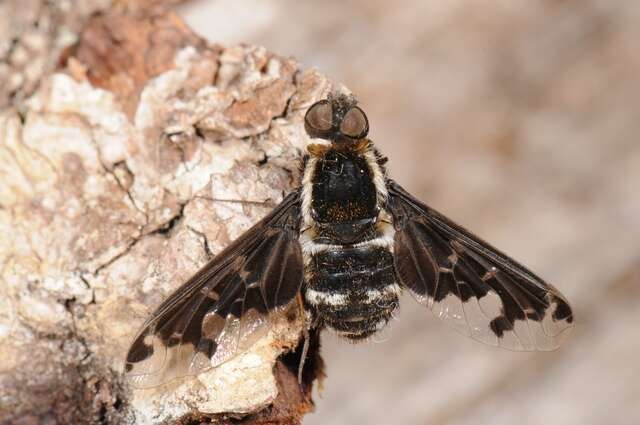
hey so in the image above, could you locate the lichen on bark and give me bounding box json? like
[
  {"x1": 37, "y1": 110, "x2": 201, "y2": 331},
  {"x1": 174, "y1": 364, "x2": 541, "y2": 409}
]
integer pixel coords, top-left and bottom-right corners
[{"x1": 0, "y1": 7, "x2": 330, "y2": 425}]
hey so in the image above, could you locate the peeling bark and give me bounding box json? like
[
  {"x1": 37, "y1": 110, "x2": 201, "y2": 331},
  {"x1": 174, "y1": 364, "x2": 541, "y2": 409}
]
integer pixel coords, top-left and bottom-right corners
[{"x1": 0, "y1": 5, "x2": 330, "y2": 425}]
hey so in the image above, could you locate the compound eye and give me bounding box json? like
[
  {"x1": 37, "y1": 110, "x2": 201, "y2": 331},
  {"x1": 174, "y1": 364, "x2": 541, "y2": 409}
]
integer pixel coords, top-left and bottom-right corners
[
  {"x1": 305, "y1": 100, "x2": 333, "y2": 138},
  {"x1": 340, "y1": 106, "x2": 369, "y2": 139}
]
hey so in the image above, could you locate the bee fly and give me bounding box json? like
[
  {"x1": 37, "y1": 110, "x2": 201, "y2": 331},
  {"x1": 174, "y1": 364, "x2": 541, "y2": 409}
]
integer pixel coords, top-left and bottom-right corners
[{"x1": 125, "y1": 92, "x2": 574, "y2": 388}]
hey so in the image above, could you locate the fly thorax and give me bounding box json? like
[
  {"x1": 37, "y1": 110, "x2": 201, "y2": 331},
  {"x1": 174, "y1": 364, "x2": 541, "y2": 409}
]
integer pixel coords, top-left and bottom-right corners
[{"x1": 310, "y1": 150, "x2": 379, "y2": 244}]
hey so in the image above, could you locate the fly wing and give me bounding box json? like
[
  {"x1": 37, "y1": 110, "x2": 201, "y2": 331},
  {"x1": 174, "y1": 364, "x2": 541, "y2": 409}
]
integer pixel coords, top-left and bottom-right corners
[
  {"x1": 125, "y1": 191, "x2": 304, "y2": 388},
  {"x1": 387, "y1": 180, "x2": 574, "y2": 351}
]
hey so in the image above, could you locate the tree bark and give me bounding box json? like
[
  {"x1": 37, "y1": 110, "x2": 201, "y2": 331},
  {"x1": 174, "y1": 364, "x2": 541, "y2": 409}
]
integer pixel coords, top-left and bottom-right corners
[{"x1": 0, "y1": 3, "x2": 328, "y2": 424}]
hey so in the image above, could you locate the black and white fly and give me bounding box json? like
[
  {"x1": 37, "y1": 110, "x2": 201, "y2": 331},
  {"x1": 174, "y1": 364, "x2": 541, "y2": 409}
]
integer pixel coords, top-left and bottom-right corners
[{"x1": 125, "y1": 93, "x2": 574, "y2": 388}]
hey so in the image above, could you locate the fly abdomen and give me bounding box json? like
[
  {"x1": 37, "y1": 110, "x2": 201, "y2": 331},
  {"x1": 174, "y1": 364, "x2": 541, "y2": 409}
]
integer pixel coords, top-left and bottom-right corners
[{"x1": 304, "y1": 242, "x2": 400, "y2": 339}]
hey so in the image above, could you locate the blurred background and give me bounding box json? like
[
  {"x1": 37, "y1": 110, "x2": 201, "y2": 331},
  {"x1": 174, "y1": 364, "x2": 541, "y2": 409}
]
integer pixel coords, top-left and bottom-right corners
[{"x1": 178, "y1": 1, "x2": 640, "y2": 424}]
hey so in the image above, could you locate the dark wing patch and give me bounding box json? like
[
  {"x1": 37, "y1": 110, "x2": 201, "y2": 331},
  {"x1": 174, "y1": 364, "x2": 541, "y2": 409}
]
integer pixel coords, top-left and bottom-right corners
[
  {"x1": 125, "y1": 192, "x2": 304, "y2": 388},
  {"x1": 387, "y1": 180, "x2": 574, "y2": 351}
]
